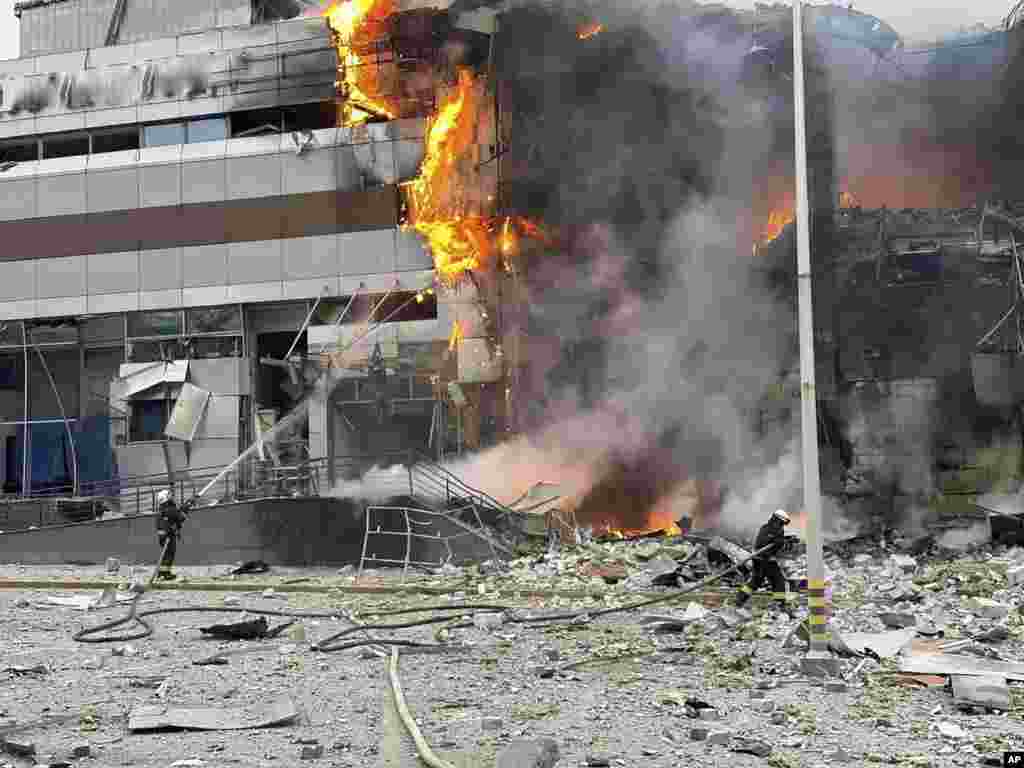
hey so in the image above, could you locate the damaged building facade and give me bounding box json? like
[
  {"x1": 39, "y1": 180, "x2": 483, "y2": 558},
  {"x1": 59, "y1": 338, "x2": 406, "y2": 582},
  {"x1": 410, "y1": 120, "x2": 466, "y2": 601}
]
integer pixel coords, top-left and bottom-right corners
[{"x1": 0, "y1": 0, "x2": 506, "y2": 520}]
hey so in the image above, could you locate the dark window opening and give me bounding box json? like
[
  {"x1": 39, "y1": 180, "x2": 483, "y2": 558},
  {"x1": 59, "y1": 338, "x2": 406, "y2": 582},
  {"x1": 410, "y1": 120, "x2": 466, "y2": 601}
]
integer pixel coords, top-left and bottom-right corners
[
  {"x1": 129, "y1": 399, "x2": 172, "y2": 442},
  {"x1": 252, "y1": 0, "x2": 305, "y2": 24},
  {"x1": 187, "y1": 305, "x2": 242, "y2": 334},
  {"x1": 188, "y1": 337, "x2": 242, "y2": 359},
  {"x1": 0, "y1": 139, "x2": 39, "y2": 163},
  {"x1": 283, "y1": 101, "x2": 337, "y2": 132},
  {"x1": 42, "y1": 133, "x2": 90, "y2": 159},
  {"x1": 230, "y1": 107, "x2": 283, "y2": 137},
  {"x1": 92, "y1": 127, "x2": 140, "y2": 154}
]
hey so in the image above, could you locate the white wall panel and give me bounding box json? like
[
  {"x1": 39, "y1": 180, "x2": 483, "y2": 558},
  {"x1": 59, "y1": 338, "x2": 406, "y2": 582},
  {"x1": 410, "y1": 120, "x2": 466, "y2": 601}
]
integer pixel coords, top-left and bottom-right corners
[
  {"x1": 182, "y1": 243, "x2": 228, "y2": 287},
  {"x1": 139, "y1": 164, "x2": 181, "y2": 208},
  {"x1": 340, "y1": 230, "x2": 396, "y2": 275},
  {"x1": 37, "y1": 173, "x2": 86, "y2": 217},
  {"x1": 37, "y1": 255, "x2": 85, "y2": 299},
  {"x1": 139, "y1": 247, "x2": 182, "y2": 291},
  {"x1": 181, "y1": 159, "x2": 226, "y2": 204},
  {"x1": 87, "y1": 168, "x2": 140, "y2": 213},
  {"x1": 228, "y1": 239, "x2": 282, "y2": 284},
  {"x1": 226, "y1": 154, "x2": 282, "y2": 200},
  {"x1": 88, "y1": 251, "x2": 139, "y2": 294},
  {"x1": 282, "y1": 235, "x2": 339, "y2": 279},
  {"x1": 0, "y1": 261, "x2": 36, "y2": 302},
  {"x1": 0, "y1": 179, "x2": 38, "y2": 221}
]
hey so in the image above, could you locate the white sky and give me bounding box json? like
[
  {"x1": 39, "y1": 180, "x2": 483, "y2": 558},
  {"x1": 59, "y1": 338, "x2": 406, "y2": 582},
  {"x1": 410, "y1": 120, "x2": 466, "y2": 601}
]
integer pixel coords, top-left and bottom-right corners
[{"x1": 0, "y1": 0, "x2": 1016, "y2": 60}]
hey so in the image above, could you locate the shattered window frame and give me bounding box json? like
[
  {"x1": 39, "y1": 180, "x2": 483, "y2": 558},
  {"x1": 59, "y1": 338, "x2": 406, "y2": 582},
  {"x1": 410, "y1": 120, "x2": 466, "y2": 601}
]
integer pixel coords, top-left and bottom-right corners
[
  {"x1": 128, "y1": 310, "x2": 182, "y2": 338},
  {"x1": 186, "y1": 306, "x2": 243, "y2": 335}
]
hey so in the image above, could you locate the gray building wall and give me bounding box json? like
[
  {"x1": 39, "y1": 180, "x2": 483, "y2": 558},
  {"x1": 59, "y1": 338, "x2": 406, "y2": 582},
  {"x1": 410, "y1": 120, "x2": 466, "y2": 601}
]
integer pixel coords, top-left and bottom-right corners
[{"x1": 16, "y1": 0, "x2": 251, "y2": 57}]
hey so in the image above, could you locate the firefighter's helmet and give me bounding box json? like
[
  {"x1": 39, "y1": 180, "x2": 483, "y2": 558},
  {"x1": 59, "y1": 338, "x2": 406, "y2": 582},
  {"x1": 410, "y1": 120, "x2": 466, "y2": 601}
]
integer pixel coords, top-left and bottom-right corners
[{"x1": 771, "y1": 509, "x2": 791, "y2": 525}]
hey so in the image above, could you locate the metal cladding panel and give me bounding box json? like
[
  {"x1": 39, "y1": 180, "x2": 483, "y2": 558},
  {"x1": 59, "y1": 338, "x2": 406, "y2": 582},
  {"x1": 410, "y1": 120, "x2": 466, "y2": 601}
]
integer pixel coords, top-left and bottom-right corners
[
  {"x1": 36, "y1": 254, "x2": 85, "y2": 298},
  {"x1": 86, "y1": 168, "x2": 141, "y2": 213},
  {"x1": 139, "y1": 164, "x2": 182, "y2": 208},
  {"x1": 189, "y1": 358, "x2": 249, "y2": 396},
  {"x1": 282, "y1": 148, "x2": 338, "y2": 195},
  {"x1": 37, "y1": 173, "x2": 86, "y2": 218},
  {"x1": 22, "y1": 4, "x2": 57, "y2": 57},
  {"x1": 226, "y1": 154, "x2": 283, "y2": 200},
  {"x1": 0, "y1": 261, "x2": 36, "y2": 302},
  {"x1": 353, "y1": 141, "x2": 397, "y2": 186},
  {"x1": 0, "y1": 179, "x2": 38, "y2": 221},
  {"x1": 396, "y1": 230, "x2": 431, "y2": 271},
  {"x1": 182, "y1": 243, "x2": 228, "y2": 288},
  {"x1": 340, "y1": 229, "x2": 396, "y2": 275},
  {"x1": 88, "y1": 250, "x2": 139, "y2": 294},
  {"x1": 282, "y1": 234, "x2": 339, "y2": 280},
  {"x1": 82, "y1": 0, "x2": 116, "y2": 50},
  {"x1": 194, "y1": 394, "x2": 238, "y2": 439},
  {"x1": 181, "y1": 159, "x2": 227, "y2": 204},
  {"x1": 139, "y1": 247, "x2": 182, "y2": 290},
  {"x1": 227, "y1": 239, "x2": 283, "y2": 284},
  {"x1": 52, "y1": 0, "x2": 80, "y2": 52}
]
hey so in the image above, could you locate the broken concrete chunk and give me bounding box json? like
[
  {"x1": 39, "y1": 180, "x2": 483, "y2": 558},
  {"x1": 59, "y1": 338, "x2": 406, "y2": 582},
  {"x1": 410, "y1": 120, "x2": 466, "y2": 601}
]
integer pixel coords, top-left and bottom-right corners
[
  {"x1": 698, "y1": 708, "x2": 721, "y2": 721},
  {"x1": 935, "y1": 721, "x2": 969, "y2": 740},
  {"x1": 299, "y1": 744, "x2": 324, "y2": 760},
  {"x1": 829, "y1": 748, "x2": 854, "y2": 763},
  {"x1": 689, "y1": 728, "x2": 710, "y2": 742},
  {"x1": 770, "y1": 711, "x2": 786, "y2": 725},
  {"x1": 128, "y1": 698, "x2": 299, "y2": 732},
  {"x1": 69, "y1": 743, "x2": 90, "y2": 758},
  {"x1": 757, "y1": 700, "x2": 776, "y2": 713},
  {"x1": 707, "y1": 731, "x2": 733, "y2": 746},
  {"x1": 824, "y1": 681, "x2": 848, "y2": 693},
  {"x1": 481, "y1": 716, "x2": 503, "y2": 732},
  {"x1": 1, "y1": 738, "x2": 35, "y2": 758},
  {"x1": 731, "y1": 737, "x2": 772, "y2": 757},
  {"x1": 878, "y1": 612, "x2": 916, "y2": 629},
  {"x1": 583, "y1": 757, "x2": 610, "y2": 768},
  {"x1": 889, "y1": 554, "x2": 918, "y2": 574},
  {"x1": 1007, "y1": 564, "x2": 1024, "y2": 587},
  {"x1": 951, "y1": 675, "x2": 1010, "y2": 711},
  {"x1": 495, "y1": 738, "x2": 560, "y2": 768},
  {"x1": 473, "y1": 612, "x2": 505, "y2": 631},
  {"x1": 966, "y1": 598, "x2": 1010, "y2": 620}
]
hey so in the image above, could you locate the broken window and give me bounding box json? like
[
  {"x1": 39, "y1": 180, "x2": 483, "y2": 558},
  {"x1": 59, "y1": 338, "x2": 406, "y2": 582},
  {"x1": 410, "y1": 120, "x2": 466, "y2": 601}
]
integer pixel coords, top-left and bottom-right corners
[
  {"x1": 230, "y1": 107, "x2": 283, "y2": 137},
  {"x1": 92, "y1": 126, "x2": 140, "y2": 154},
  {"x1": 42, "y1": 133, "x2": 90, "y2": 159},
  {"x1": 283, "y1": 101, "x2": 336, "y2": 133},
  {"x1": 186, "y1": 306, "x2": 242, "y2": 334},
  {"x1": 0, "y1": 138, "x2": 39, "y2": 163},
  {"x1": 187, "y1": 117, "x2": 228, "y2": 144},
  {"x1": 190, "y1": 337, "x2": 242, "y2": 359},
  {"x1": 129, "y1": 311, "x2": 182, "y2": 338},
  {"x1": 129, "y1": 399, "x2": 172, "y2": 442},
  {"x1": 143, "y1": 122, "x2": 186, "y2": 148}
]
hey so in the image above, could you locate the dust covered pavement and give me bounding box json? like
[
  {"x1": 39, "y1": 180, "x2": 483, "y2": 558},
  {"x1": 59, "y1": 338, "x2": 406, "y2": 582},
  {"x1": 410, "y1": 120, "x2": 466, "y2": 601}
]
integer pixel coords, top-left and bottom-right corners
[{"x1": 3, "y1": 539, "x2": 1024, "y2": 768}]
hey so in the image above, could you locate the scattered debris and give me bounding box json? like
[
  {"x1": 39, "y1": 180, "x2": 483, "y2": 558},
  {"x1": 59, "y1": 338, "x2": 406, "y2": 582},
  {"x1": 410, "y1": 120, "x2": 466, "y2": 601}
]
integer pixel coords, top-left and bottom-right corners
[
  {"x1": 193, "y1": 654, "x2": 229, "y2": 666},
  {"x1": 3, "y1": 664, "x2": 47, "y2": 677},
  {"x1": 935, "y1": 721, "x2": 969, "y2": 740},
  {"x1": 231, "y1": 561, "x2": 270, "y2": 576},
  {"x1": 731, "y1": 737, "x2": 773, "y2": 757},
  {"x1": 951, "y1": 675, "x2": 1010, "y2": 711},
  {"x1": 898, "y1": 654, "x2": 1024, "y2": 682},
  {"x1": 127, "y1": 698, "x2": 300, "y2": 732},
  {"x1": 199, "y1": 617, "x2": 293, "y2": 641},
  {"x1": 495, "y1": 738, "x2": 561, "y2": 768},
  {"x1": 1, "y1": 738, "x2": 35, "y2": 758}
]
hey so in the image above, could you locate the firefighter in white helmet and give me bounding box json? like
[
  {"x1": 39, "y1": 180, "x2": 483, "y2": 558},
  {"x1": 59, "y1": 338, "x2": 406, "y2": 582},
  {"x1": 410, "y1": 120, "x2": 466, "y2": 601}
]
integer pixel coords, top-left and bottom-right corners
[
  {"x1": 736, "y1": 509, "x2": 796, "y2": 617},
  {"x1": 155, "y1": 489, "x2": 189, "y2": 581}
]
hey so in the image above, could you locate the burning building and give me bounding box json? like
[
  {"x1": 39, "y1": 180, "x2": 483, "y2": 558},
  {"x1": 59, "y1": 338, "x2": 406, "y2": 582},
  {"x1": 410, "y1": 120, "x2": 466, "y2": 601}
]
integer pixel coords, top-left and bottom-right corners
[{"x1": 0, "y1": 0, "x2": 1020, "y2": 552}]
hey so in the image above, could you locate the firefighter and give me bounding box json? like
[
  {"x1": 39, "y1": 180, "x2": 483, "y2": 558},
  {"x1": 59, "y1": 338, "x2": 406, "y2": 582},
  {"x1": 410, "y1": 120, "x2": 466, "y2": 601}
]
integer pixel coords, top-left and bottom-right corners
[
  {"x1": 155, "y1": 489, "x2": 189, "y2": 581},
  {"x1": 736, "y1": 509, "x2": 795, "y2": 616}
]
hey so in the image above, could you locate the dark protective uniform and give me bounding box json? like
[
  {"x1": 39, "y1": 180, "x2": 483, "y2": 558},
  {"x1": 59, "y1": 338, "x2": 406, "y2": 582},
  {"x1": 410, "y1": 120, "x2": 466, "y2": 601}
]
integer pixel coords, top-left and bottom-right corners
[
  {"x1": 156, "y1": 498, "x2": 187, "y2": 580},
  {"x1": 737, "y1": 516, "x2": 794, "y2": 614}
]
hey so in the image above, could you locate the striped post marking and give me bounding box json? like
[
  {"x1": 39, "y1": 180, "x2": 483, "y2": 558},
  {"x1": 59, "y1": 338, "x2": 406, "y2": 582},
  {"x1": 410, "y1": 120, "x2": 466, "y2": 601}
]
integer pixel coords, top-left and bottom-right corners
[{"x1": 807, "y1": 578, "x2": 830, "y2": 647}]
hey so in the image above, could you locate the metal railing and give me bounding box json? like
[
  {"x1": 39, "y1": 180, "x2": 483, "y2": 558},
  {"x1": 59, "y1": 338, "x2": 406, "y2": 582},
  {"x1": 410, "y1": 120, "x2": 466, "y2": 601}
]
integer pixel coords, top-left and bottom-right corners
[{"x1": 0, "y1": 449, "x2": 517, "y2": 530}]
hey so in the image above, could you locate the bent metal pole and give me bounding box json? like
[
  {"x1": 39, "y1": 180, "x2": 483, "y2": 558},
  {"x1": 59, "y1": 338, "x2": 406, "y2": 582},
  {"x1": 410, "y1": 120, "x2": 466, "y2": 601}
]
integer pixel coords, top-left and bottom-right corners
[{"x1": 792, "y1": 0, "x2": 831, "y2": 669}]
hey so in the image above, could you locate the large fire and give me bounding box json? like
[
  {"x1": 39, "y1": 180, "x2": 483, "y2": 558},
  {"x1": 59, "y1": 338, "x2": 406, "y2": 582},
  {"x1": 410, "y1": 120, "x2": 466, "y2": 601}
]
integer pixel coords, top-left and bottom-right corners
[
  {"x1": 324, "y1": 0, "x2": 399, "y2": 126},
  {"x1": 577, "y1": 22, "x2": 605, "y2": 40}
]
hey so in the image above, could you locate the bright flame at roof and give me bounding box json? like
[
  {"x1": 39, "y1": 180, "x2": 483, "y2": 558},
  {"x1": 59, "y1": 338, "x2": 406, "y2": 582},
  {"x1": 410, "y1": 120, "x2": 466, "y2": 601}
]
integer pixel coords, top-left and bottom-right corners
[
  {"x1": 762, "y1": 201, "x2": 794, "y2": 245},
  {"x1": 324, "y1": 0, "x2": 399, "y2": 126},
  {"x1": 577, "y1": 22, "x2": 604, "y2": 40}
]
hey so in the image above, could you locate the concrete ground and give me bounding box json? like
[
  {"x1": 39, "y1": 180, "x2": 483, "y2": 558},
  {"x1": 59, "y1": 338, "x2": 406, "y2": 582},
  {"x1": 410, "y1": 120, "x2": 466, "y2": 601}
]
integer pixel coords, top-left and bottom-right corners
[{"x1": 1, "y1": 564, "x2": 1023, "y2": 768}]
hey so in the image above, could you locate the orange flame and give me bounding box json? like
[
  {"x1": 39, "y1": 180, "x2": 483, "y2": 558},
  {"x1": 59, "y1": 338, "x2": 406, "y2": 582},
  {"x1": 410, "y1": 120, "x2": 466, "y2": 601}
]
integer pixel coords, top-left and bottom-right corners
[
  {"x1": 762, "y1": 202, "x2": 794, "y2": 244},
  {"x1": 448, "y1": 320, "x2": 464, "y2": 352},
  {"x1": 324, "y1": 0, "x2": 399, "y2": 126},
  {"x1": 403, "y1": 69, "x2": 548, "y2": 285},
  {"x1": 839, "y1": 190, "x2": 859, "y2": 209},
  {"x1": 577, "y1": 22, "x2": 605, "y2": 39}
]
